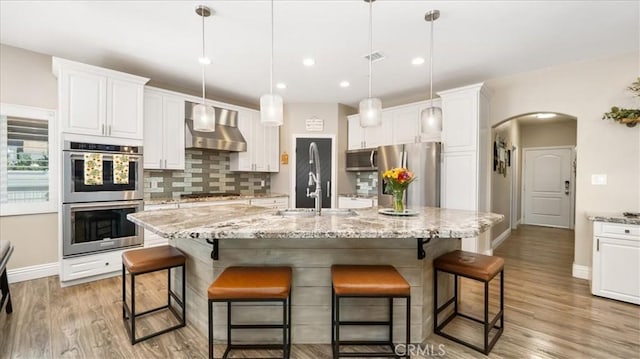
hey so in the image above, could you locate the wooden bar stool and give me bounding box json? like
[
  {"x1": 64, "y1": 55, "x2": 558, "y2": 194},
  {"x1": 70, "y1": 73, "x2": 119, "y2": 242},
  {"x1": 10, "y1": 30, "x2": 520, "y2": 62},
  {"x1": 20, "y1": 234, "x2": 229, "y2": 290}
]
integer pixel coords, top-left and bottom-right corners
[
  {"x1": 433, "y1": 250, "x2": 504, "y2": 355},
  {"x1": 331, "y1": 265, "x2": 411, "y2": 358},
  {"x1": 0, "y1": 240, "x2": 14, "y2": 314},
  {"x1": 208, "y1": 266, "x2": 292, "y2": 359},
  {"x1": 122, "y1": 245, "x2": 186, "y2": 344}
]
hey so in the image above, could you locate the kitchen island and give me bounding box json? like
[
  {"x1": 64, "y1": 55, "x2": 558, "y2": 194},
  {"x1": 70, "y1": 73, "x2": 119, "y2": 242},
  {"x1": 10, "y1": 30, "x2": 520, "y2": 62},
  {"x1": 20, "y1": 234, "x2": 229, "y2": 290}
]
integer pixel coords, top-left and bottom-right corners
[{"x1": 128, "y1": 205, "x2": 502, "y2": 344}]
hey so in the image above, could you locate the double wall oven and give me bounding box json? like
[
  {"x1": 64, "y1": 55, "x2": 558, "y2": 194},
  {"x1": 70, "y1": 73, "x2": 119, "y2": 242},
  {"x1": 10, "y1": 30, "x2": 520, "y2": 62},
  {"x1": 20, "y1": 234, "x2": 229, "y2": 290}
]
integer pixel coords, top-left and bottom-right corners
[{"x1": 62, "y1": 141, "x2": 144, "y2": 257}]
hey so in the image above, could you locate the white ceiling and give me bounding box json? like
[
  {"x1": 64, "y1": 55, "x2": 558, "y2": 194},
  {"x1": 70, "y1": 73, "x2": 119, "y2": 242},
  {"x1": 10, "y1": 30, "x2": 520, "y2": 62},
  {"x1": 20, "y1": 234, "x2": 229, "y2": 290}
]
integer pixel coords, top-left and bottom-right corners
[{"x1": 1, "y1": 1, "x2": 638, "y2": 108}]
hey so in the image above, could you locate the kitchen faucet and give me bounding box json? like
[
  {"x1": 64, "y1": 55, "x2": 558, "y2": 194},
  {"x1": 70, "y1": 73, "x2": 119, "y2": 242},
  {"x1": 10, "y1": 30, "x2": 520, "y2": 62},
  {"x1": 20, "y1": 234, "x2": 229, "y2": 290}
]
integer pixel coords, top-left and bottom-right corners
[{"x1": 306, "y1": 142, "x2": 322, "y2": 215}]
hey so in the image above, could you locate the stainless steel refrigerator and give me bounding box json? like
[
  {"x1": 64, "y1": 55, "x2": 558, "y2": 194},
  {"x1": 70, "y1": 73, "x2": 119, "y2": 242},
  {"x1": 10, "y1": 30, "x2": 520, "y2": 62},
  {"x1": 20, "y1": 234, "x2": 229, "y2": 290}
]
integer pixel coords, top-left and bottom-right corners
[{"x1": 377, "y1": 142, "x2": 441, "y2": 208}]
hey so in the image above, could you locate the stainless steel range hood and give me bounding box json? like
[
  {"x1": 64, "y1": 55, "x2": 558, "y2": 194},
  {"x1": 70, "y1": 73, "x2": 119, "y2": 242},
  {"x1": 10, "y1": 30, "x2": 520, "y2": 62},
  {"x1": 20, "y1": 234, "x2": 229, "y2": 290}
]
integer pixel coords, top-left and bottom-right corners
[{"x1": 185, "y1": 101, "x2": 247, "y2": 152}]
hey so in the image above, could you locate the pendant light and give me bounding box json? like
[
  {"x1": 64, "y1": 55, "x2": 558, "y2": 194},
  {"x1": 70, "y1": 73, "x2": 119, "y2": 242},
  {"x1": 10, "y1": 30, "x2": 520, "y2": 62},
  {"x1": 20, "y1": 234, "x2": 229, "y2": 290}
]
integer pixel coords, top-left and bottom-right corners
[
  {"x1": 260, "y1": 0, "x2": 283, "y2": 126},
  {"x1": 359, "y1": 0, "x2": 382, "y2": 128},
  {"x1": 193, "y1": 5, "x2": 215, "y2": 132},
  {"x1": 420, "y1": 10, "x2": 442, "y2": 134}
]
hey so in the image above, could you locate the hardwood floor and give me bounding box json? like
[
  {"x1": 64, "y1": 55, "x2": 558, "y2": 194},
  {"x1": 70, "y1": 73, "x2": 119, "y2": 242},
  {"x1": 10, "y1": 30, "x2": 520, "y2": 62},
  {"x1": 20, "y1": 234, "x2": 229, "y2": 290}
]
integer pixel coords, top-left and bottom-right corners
[{"x1": 1, "y1": 225, "x2": 639, "y2": 358}]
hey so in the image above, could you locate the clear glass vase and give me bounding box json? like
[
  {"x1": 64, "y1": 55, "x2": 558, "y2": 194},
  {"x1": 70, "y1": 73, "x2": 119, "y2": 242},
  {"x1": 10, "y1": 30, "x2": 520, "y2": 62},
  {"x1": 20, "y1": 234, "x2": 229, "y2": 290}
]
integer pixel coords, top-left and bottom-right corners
[{"x1": 392, "y1": 189, "x2": 405, "y2": 213}]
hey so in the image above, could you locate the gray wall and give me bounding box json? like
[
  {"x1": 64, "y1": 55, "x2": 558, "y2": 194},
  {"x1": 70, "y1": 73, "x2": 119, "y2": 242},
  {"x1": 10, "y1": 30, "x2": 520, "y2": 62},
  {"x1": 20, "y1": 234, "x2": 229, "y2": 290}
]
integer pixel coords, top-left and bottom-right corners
[{"x1": 0, "y1": 44, "x2": 58, "y2": 269}]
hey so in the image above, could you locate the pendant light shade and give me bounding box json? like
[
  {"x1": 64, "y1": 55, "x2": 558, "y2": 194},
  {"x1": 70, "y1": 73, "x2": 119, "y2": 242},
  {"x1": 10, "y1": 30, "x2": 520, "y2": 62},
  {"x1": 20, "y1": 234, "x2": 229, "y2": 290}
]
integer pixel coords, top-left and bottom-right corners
[
  {"x1": 260, "y1": 0, "x2": 284, "y2": 126},
  {"x1": 193, "y1": 5, "x2": 215, "y2": 132},
  {"x1": 359, "y1": 0, "x2": 382, "y2": 128},
  {"x1": 260, "y1": 93, "x2": 283, "y2": 126},
  {"x1": 420, "y1": 9, "x2": 442, "y2": 134},
  {"x1": 359, "y1": 97, "x2": 382, "y2": 127}
]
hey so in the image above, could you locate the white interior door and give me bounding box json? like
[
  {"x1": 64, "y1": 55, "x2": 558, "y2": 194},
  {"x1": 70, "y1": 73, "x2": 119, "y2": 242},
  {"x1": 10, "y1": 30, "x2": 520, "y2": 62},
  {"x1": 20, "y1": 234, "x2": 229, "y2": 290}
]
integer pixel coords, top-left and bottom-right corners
[{"x1": 523, "y1": 147, "x2": 573, "y2": 228}]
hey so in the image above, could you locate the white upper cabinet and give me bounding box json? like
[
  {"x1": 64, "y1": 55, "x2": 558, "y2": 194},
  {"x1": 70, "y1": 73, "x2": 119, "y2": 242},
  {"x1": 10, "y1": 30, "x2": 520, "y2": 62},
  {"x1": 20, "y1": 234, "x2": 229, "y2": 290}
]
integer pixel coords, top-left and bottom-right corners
[
  {"x1": 143, "y1": 87, "x2": 185, "y2": 170},
  {"x1": 231, "y1": 110, "x2": 279, "y2": 172},
  {"x1": 391, "y1": 104, "x2": 421, "y2": 145},
  {"x1": 53, "y1": 57, "x2": 149, "y2": 140},
  {"x1": 440, "y1": 85, "x2": 483, "y2": 152},
  {"x1": 347, "y1": 114, "x2": 391, "y2": 149}
]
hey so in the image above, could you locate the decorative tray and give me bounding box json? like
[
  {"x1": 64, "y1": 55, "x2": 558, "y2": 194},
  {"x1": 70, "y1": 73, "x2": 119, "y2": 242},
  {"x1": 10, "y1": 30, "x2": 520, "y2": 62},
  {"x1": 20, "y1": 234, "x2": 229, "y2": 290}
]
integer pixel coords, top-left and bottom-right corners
[{"x1": 378, "y1": 208, "x2": 419, "y2": 216}]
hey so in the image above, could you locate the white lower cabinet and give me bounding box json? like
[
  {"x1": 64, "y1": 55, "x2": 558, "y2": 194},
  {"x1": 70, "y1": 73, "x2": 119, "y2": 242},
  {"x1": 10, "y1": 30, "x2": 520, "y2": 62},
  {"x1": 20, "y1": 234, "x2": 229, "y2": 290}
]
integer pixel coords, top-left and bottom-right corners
[
  {"x1": 592, "y1": 221, "x2": 640, "y2": 304},
  {"x1": 338, "y1": 196, "x2": 375, "y2": 209},
  {"x1": 61, "y1": 250, "x2": 124, "y2": 282},
  {"x1": 251, "y1": 197, "x2": 289, "y2": 209}
]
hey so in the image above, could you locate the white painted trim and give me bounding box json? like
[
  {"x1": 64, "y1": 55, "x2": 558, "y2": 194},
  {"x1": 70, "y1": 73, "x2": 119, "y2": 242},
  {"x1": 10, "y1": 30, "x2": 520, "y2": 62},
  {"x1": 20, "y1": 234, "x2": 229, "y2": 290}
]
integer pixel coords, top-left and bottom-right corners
[
  {"x1": 512, "y1": 219, "x2": 520, "y2": 230},
  {"x1": 492, "y1": 228, "x2": 511, "y2": 249},
  {"x1": 572, "y1": 263, "x2": 591, "y2": 280},
  {"x1": 7, "y1": 262, "x2": 59, "y2": 283},
  {"x1": 290, "y1": 134, "x2": 337, "y2": 208},
  {"x1": 59, "y1": 270, "x2": 120, "y2": 288}
]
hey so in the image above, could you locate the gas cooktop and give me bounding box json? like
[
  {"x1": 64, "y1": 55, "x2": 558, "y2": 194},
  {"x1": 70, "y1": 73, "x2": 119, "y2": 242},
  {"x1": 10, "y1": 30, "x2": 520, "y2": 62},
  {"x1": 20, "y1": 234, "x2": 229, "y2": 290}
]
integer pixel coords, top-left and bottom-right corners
[{"x1": 180, "y1": 193, "x2": 241, "y2": 199}]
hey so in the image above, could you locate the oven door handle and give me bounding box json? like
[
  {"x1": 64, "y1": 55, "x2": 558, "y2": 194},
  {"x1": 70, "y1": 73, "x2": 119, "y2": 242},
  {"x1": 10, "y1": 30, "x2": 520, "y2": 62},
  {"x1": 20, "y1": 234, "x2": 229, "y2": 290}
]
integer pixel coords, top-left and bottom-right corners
[
  {"x1": 65, "y1": 200, "x2": 144, "y2": 210},
  {"x1": 66, "y1": 151, "x2": 143, "y2": 160}
]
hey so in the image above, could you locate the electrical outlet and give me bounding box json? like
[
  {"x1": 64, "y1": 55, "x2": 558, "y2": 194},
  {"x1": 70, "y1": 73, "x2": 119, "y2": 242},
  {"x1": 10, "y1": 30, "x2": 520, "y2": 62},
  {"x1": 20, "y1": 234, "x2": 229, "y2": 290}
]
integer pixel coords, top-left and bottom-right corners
[{"x1": 260, "y1": 180, "x2": 265, "y2": 187}]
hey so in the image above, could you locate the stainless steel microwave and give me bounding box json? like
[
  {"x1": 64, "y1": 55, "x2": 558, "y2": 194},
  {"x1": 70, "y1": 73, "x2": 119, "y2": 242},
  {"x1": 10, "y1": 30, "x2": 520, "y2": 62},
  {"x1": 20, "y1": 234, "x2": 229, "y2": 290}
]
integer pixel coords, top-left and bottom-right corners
[{"x1": 345, "y1": 148, "x2": 377, "y2": 172}]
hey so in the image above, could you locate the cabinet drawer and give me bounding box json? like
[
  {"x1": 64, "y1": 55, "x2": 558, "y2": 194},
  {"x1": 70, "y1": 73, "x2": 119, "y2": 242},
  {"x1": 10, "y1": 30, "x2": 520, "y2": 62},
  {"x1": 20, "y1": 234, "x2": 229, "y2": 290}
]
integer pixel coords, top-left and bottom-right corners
[
  {"x1": 596, "y1": 222, "x2": 640, "y2": 239},
  {"x1": 61, "y1": 250, "x2": 124, "y2": 281}
]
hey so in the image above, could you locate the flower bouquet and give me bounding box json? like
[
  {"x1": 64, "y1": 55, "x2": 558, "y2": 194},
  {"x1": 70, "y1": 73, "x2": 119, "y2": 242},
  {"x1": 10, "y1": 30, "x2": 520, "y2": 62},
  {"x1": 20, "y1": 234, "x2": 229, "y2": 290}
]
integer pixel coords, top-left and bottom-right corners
[{"x1": 382, "y1": 167, "x2": 415, "y2": 212}]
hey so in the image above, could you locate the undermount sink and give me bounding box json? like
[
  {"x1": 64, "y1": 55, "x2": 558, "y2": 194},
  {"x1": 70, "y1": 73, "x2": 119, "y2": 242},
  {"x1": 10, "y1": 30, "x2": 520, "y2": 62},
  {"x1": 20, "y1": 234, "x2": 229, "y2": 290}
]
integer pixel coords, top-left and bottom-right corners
[{"x1": 274, "y1": 208, "x2": 358, "y2": 217}]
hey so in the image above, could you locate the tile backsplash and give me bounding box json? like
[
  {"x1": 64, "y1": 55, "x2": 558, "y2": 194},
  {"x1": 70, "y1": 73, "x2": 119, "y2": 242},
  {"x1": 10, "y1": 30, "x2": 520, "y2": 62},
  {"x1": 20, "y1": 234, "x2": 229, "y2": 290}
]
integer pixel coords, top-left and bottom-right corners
[
  {"x1": 355, "y1": 172, "x2": 378, "y2": 195},
  {"x1": 144, "y1": 149, "x2": 270, "y2": 200}
]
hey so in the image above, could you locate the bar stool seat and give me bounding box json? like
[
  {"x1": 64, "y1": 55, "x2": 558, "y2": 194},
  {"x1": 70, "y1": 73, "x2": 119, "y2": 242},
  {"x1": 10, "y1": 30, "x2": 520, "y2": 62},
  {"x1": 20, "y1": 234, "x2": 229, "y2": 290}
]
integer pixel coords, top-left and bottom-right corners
[
  {"x1": 433, "y1": 250, "x2": 505, "y2": 355},
  {"x1": 208, "y1": 266, "x2": 292, "y2": 359},
  {"x1": 122, "y1": 245, "x2": 186, "y2": 345},
  {"x1": 331, "y1": 265, "x2": 411, "y2": 358}
]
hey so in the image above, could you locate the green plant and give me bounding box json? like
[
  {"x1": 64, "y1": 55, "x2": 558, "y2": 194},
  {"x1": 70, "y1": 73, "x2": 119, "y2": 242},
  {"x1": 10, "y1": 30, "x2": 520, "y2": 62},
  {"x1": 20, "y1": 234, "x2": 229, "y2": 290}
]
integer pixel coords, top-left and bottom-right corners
[{"x1": 602, "y1": 77, "x2": 640, "y2": 127}]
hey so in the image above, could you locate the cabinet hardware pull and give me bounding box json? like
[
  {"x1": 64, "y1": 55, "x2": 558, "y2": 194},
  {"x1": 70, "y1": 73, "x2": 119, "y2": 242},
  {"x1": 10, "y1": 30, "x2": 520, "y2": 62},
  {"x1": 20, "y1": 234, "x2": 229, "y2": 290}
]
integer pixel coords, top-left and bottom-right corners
[
  {"x1": 625, "y1": 229, "x2": 630, "y2": 234},
  {"x1": 164, "y1": 159, "x2": 167, "y2": 168},
  {"x1": 597, "y1": 238, "x2": 599, "y2": 251},
  {"x1": 326, "y1": 181, "x2": 330, "y2": 198},
  {"x1": 101, "y1": 124, "x2": 105, "y2": 135}
]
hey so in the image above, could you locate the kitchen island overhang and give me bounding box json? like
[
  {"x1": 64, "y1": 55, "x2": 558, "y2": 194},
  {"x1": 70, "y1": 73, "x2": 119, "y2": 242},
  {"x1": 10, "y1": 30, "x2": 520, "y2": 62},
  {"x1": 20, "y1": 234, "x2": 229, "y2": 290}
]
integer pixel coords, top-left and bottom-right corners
[{"x1": 128, "y1": 204, "x2": 503, "y2": 344}]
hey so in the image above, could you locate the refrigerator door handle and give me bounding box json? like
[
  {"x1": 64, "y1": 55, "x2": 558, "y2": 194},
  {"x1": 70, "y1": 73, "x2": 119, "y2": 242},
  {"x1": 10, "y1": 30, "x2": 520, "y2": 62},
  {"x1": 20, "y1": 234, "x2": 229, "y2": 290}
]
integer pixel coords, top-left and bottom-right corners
[
  {"x1": 398, "y1": 151, "x2": 404, "y2": 168},
  {"x1": 370, "y1": 150, "x2": 375, "y2": 168},
  {"x1": 326, "y1": 181, "x2": 331, "y2": 198},
  {"x1": 402, "y1": 151, "x2": 408, "y2": 168}
]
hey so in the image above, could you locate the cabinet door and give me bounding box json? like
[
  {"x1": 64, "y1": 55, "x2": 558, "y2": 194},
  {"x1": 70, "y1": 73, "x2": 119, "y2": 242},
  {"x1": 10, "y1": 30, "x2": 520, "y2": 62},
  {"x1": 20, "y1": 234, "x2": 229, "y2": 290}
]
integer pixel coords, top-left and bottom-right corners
[
  {"x1": 163, "y1": 95, "x2": 185, "y2": 170},
  {"x1": 253, "y1": 114, "x2": 268, "y2": 172},
  {"x1": 61, "y1": 68, "x2": 106, "y2": 136},
  {"x1": 143, "y1": 91, "x2": 164, "y2": 169},
  {"x1": 441, "y1": 151, "x2": 477, "y2": 210},
  {"x1": 107, "y1": 78, "x2": 144, "y2": 140},
  {"x1": 230, "y1": 110, "x2": 253, "y2": 171},
  {"x1": 441, "y1": 92, "x2": 478, "y2": 152},
  {"x1": 264, "y1": 124, "x2": 280, "y2": 172},
  {"x1": 338, "y1": 196, "x2": 373, "y2": 209},
  {"x1": 392, "y1": 105, "x2": 420, "y2": 145},
  {"x1": 365, "y1": 113, "x2": 392, "y2": 148},
  {"x1": 348, "y1": 116, "x2": 365, "y2": 150},
  {"x1": 592, "y1": 236, "x2": 640, "y2": 304}
]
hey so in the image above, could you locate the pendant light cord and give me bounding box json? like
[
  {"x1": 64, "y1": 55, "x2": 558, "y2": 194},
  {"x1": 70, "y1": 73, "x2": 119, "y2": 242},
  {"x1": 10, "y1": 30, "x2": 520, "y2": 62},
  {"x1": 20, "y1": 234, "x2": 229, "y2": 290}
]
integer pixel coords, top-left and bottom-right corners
[
  {"x1": 368, "y1": 0, "x2": 372, "y2": 98},
  {"x1": 270, "y1": 0, "x2": 274, "y2": 95},
  {"x1": 429, "y1": 13, "x2": 434, "y2": 101},
  {"x1": 201, "y1": 9, "x2": 206, "y2": 104}
]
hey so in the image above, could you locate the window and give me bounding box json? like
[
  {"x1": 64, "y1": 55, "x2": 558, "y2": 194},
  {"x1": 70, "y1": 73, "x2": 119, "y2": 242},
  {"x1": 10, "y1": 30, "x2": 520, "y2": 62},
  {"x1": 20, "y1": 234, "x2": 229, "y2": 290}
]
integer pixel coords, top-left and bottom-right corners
[{"x1": 0, "y1": 104, "x2": 57, "y2": 216}]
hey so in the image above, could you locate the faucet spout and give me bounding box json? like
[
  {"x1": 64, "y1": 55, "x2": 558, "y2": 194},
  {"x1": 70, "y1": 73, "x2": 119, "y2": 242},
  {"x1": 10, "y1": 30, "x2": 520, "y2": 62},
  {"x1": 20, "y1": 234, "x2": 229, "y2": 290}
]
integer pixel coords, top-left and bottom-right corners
[{"x1": 306, "y1": 142, "x2": 322, "y2": 215}]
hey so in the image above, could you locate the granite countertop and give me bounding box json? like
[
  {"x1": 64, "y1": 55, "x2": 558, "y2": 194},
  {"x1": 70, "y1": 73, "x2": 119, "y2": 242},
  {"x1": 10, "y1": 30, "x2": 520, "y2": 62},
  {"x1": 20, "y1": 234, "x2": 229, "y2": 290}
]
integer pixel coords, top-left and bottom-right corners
[
  {"x1": 128, "y1": 205, "x2": 503, "y2": 240},
  {"x1": 586, "y1": 212, "x2": 640, "y2": 225},
  {"x1": 338, "y1": 193, "x2": 378, "y2": 199},
  {"x1": 145, "y1": 193, "x2": 289, "y2": 206}
]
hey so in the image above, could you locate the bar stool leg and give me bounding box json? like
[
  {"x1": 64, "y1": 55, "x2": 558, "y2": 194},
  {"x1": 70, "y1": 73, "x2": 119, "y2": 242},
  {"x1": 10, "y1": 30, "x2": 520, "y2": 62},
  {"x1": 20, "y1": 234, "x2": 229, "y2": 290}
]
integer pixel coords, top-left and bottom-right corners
[
  {"x1": 335, "y1": 294, "x2": 340, "y2": 359},
  {"x1": 122, "y1": 265, "x2": 126, "y2": 319},
  {"x1": 331, "y1": 287, "x2": 336, "y2": 358},
  {"x1": 287, "y1": 290, "x2": 293, "y2": 358},
  {"x1": 484, "y1": 280, "x2": 489, "y2": 354},
  {"x1": 130, "y1": 273, "x2": 136, "y2": 345},
  {"x1": 405, "y1": 295, "x2": 411, "y2": 358},
  {"x1": 1, "y1": 269, "x2": 11, "y2": 314},
  {"x1": 208, "y1": 299, "x2": 213, "y2": 359},
  {"x1": 433, "y1": 268, "x2": 438, "y2": 331},
  {"x1": 388, "y1": 297, "x2": 393, "y2": 345}
]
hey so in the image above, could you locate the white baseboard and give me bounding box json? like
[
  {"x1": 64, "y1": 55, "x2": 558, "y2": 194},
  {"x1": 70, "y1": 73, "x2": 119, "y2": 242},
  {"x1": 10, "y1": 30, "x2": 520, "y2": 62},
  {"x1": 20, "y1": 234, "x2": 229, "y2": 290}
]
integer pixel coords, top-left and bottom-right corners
[
  {"x1": 7, "y1": 262, "x2": 59, "y2": 283},
  {"x1": 572, "y1": 263, "x2": 591, "y2": 280},
  {"x1": 492, "y1": 228, "x2": 511, "y2": 249},
  {"x1": 511, "y1": 219, "x2": 520, "y2": 230}
]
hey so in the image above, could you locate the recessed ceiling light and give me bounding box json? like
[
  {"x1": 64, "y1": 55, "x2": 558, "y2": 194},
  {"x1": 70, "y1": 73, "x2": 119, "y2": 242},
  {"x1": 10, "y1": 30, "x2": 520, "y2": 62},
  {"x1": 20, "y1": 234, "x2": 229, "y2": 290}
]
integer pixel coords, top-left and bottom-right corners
[
  {"x1": 302, "y1": 58, "x2": 315, "y2": 67},
  {"x1": 198, "y1": 56, "x2": 211, "y2": 65},
  {"x1": 276, "y1": 82, "x2": 287, "y2": 89},
  {"x1": 535, "y1": 113, "x2": 557, "y2": 119},
  {"x1": 412, "y1": 57, "x2": 425, "y2": 65},
  {"x1": 339, "y1": 81, "x2": 350, "y2": 88}
]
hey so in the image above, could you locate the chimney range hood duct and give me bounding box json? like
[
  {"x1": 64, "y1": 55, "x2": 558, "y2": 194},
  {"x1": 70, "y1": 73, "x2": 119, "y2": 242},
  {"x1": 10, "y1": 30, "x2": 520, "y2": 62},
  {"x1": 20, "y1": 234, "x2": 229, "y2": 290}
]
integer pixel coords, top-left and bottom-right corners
[{"x1": 185, "y1": 101, "x2": 247, "y2": 152}]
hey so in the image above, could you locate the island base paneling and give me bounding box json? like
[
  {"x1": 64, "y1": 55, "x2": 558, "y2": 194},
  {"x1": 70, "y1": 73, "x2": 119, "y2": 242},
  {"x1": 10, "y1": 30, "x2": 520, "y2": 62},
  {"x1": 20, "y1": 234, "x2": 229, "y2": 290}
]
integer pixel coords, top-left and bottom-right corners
[{"x1": 169, "y1": 237, "x2": 459, "y2": 344}]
